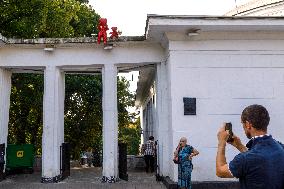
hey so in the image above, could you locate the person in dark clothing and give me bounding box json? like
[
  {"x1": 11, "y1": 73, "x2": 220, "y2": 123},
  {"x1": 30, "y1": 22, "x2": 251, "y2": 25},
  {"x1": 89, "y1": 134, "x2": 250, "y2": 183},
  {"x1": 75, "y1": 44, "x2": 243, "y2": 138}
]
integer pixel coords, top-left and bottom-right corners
[
  {"x1": 142, "y1": 136, "x2": 156, "y2": 173},
  {"x1": 216, "y1": 104, "x2": 284, "y2": 189}
]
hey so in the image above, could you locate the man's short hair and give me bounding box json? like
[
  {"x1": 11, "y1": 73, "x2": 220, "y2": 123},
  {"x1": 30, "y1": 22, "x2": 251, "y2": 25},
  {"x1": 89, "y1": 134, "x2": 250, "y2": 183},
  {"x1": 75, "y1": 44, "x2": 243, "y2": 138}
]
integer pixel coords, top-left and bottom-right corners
[
  {"x1": 149, "y1": 136, "x2": 154, "y2": 140},
  {"x1": 241, "y1": 104, "x2": 270, "y2": 131}
]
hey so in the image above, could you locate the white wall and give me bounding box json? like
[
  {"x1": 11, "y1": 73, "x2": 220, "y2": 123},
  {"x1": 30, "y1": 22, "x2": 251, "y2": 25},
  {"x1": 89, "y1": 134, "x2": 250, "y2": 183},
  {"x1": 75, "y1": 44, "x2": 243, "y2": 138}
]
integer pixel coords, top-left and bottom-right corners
[
  {"x1": 0, "y1": 43, "x2": 163, "y2": 68},
  {"x1": 167, "y1": 39, "x2": 284, "y2": 181}
]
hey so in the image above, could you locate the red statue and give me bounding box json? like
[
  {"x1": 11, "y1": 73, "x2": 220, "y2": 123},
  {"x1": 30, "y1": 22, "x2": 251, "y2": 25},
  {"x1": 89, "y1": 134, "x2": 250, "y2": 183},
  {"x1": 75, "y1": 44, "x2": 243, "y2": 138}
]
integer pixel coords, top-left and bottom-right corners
[
  {"x1": 97, "y1": 18, "x2": 109, "y2": 45},
  {"x1": 110, "y1": 27, "x2": 120, "y2": 40}
]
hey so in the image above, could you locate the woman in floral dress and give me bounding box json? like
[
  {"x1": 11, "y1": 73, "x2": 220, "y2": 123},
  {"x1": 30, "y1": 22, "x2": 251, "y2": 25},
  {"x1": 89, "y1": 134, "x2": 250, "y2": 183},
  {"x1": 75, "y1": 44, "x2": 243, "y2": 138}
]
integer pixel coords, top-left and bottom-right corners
[{"x1": 174, "y1": 137, "x2": 199, "y2": 189}]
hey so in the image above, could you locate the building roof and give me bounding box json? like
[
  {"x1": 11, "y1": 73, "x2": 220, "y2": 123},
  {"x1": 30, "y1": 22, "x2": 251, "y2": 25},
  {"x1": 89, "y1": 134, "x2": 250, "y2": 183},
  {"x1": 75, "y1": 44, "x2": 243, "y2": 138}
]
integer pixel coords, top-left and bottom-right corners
[
  {"x1": 2, "y1": 15, "x2": 284, "y2": 46},
  {"x1": 225, "y1": 0, "x2": 284, "y2": 16},
  {"x1": 0, "y1": 35, "x2": 145, "y2": 47},
  {"x1": 145, "y1": 15, "x2": 284, "y2": 49}
]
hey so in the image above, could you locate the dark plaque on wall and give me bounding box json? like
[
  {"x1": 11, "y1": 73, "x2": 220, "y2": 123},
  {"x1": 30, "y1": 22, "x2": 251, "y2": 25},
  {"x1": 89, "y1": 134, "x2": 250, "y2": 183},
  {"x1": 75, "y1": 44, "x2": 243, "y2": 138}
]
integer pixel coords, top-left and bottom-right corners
[{"x1": 183, "y1": 97, "x2": 196, "y2": 115}]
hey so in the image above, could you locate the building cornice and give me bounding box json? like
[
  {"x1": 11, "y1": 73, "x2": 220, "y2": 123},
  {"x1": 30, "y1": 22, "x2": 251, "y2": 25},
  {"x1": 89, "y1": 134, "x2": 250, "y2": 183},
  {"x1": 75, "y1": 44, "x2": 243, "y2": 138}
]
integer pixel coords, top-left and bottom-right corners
[
  {"x1": 4, "y1": 36, "x2": 145, "y2": 45},
  {"x1": 0, "y1": 34, "x2": 147, "y2": 48},
  {"x1": 146, "y1": 15, "x2": 284, "y2": 49},
  {"x1": 225, "y1": 0, "x2": 284, "y2": 16}
]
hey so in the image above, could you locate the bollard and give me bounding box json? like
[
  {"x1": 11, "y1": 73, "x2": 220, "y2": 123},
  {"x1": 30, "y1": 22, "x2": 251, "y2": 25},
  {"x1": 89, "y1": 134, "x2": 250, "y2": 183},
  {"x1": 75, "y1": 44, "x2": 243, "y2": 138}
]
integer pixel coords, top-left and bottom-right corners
[{"x1": 118, "y1": 143, "x2": 128, "y2": 181}]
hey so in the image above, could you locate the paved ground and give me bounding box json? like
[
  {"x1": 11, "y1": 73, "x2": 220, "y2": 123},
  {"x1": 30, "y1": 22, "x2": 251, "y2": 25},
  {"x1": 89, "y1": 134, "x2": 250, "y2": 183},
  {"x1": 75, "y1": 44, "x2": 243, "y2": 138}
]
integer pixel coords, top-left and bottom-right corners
[{"x1": 0, "y1": 166, "x2": 166, "y2": 189}]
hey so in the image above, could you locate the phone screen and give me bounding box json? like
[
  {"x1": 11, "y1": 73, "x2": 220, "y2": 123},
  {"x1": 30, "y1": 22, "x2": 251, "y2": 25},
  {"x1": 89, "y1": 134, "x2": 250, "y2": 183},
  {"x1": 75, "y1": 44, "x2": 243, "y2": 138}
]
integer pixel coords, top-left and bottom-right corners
[{"x1": 225, "y1": 122, "x2": 234, "y2": 142}]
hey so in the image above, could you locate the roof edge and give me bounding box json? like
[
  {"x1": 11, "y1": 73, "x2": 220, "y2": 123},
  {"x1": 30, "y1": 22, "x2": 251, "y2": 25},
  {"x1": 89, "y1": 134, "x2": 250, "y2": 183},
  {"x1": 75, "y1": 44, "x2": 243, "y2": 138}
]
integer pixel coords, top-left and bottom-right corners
[
  {"x1": 225, "y1": 0, "x2": 284, "y2": 16},
  {"x1": 1, "y1": 35, "x2": 145, "y2": 45},
  {"x1": 147, "y1": 14, "x2": 284, "y2": 20}
]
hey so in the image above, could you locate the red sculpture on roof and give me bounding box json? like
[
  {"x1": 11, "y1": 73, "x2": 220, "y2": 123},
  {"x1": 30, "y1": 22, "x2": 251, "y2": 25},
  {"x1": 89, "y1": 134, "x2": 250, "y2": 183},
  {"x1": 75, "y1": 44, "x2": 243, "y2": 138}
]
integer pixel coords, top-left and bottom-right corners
[
  {"x1": 97, "y1": 18, "x2": 109, "y2": 45},
  {"x1": 110, "y1": 27, "x2": 121, "y2": 40}
]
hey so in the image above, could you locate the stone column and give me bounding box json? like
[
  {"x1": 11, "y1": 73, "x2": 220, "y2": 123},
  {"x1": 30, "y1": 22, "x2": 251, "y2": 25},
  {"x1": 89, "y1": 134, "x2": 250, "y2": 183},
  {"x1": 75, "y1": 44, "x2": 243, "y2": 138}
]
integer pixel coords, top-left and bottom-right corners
[
  {"x1": 102, "y1": 64, "x2": 118, "y2": 183},
  {"x1": 42, "y1": 66, "x2": 65, "y2": 183},
  {"x1": 0, "y1": 69, "x2": 12, "y2": 169},
  {"x1": 156, "y1": 61, "x2": 170, "y2": 177}
]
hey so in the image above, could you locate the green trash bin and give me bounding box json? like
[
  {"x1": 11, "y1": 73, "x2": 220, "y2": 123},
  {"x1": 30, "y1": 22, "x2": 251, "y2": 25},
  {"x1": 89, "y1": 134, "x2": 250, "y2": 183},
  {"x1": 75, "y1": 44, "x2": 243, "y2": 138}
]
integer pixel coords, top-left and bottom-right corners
[{"x1": 6, "y1": 144, "x2": 34, "y2": 172}]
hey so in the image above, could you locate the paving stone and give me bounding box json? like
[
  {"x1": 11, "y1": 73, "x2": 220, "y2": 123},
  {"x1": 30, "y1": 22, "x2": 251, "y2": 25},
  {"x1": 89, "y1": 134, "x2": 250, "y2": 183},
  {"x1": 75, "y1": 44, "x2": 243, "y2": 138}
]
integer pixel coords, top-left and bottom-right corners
[{"x1": 0, "y1": 167, "x2": 166, "y2": 189}]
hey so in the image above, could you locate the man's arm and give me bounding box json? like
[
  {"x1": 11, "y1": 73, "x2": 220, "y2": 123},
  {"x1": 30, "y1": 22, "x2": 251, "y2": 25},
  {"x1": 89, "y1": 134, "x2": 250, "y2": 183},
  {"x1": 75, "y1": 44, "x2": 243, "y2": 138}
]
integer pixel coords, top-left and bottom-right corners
[
  {"x1": 216, "y1": 140, "x2": 233, "y2": 178},
  {"x1": 216, "y1": 125, "x2": 234, "y2": 178},
  {"x1": 229, "y1": 135, "x2": 248, "y2": 153}
]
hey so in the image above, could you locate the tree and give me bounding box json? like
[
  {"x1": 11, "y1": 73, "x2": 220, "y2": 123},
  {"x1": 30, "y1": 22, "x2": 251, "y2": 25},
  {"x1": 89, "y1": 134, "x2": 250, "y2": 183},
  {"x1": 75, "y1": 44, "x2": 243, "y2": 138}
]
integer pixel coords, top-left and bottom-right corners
[
  {"x1": 117, "y1": 77, "x2": 141, "y2": 155},
  {"x1": 119, "y1": 118, "x2": 141, "y2": 155},
  {"x1": 71, "y1": 4, "x2": 100, "y2": 37},
  {"x1": 8, "y1": 74, "x2": 44, "y2": 155},
  {"x1": 64, "y1": 75, "x2": 103, "y2": 159},
  {"x1": 0, "y1": 0, "x2": 100, "y2": 38}
]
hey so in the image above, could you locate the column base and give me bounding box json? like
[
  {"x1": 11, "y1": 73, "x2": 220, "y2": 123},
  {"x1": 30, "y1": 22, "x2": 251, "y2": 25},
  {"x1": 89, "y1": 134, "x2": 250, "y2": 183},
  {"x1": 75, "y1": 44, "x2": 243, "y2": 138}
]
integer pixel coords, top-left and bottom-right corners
[
  {"x1": 41, "y1": 175, "x2": 62, "y2": 183},
  {"x1": 101, "y1": 176, "x2": 119, "y2": 183}
]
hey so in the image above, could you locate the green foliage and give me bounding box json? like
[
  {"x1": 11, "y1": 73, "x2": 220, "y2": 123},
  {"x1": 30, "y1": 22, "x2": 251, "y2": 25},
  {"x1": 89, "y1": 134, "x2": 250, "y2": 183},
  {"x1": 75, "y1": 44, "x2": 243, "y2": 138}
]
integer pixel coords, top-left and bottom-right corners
[
  {"x1": 64, "y1": 75, "x2": 103, "y2": 160},
  {"x1": 38, "y1": 0, "x2": 81, "y2": 38},
  {"x1": 8, "y1": 74, "x2": 44, "y2": 155},
  {"x1": 75, "y1": 0, "x2": 89, "y2": 3},
  {"x1": 0, "y1": 0, "x2": 43, "y2": 38},
  {"x1": 117, "y1": 77, "x2": 141, "y2": 155},
  {"x1": 0, "y1": 0, "x2": 100, "y2": 38},
  {"x1": 119, "y1": 118, "x2": 141, "y2": 155},
  {"x1": 70, "y1": 4, "x2": 100, "y2": 36}
]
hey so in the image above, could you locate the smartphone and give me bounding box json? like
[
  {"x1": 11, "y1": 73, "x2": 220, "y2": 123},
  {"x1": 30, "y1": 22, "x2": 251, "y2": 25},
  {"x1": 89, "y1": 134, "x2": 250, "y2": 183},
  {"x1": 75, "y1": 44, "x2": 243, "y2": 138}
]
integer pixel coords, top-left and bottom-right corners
[{"x1": 225, "y1": 122, "x2": 234, "y2": 142}]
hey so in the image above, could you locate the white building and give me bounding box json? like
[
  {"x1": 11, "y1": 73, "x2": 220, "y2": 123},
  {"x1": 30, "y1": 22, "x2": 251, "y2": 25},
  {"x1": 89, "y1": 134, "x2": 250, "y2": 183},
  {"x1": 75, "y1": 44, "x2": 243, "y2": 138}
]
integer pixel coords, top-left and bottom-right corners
[
  {"x1": 1, "y1": 16, "x2": 284, "y2": 184},
  {"x1": 225, "y1": 0, "x2": 284, "y2": 16},
  {"x1": 136, "y1": 15, "x2": 284, "y2": 182}
]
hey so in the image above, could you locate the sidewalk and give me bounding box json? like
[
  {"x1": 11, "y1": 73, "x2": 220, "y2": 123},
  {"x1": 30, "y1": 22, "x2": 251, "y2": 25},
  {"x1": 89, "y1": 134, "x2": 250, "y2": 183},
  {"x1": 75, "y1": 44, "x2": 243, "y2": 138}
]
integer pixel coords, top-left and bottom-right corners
[{"x1": 0, "y1": 167, "x2": 166, "y2": 189}]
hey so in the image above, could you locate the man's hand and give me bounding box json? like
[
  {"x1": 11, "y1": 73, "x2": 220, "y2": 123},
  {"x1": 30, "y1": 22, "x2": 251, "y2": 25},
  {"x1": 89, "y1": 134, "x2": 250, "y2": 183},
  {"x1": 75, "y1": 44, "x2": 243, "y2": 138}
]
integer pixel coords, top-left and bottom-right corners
[
  {"x1": 217, "y1": 123, "x2": 229, "y2": 145},
  {"x1": 228, "y1": 135, "x2": 242, "y2": 148},
  {"x1": 229, "y1": 135, "x2": 248, "y2": 153},
  {"x1": 216, "y1": 124, "x2": 234, "y2": 178}
]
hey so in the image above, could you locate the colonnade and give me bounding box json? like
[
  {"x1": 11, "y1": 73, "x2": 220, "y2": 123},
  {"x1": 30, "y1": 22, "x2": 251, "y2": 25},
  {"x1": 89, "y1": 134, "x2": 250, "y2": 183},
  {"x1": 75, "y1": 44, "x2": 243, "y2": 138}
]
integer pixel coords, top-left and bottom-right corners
[{"x1": 0, "y1": 64, "x2": 118, "y2": 182}]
